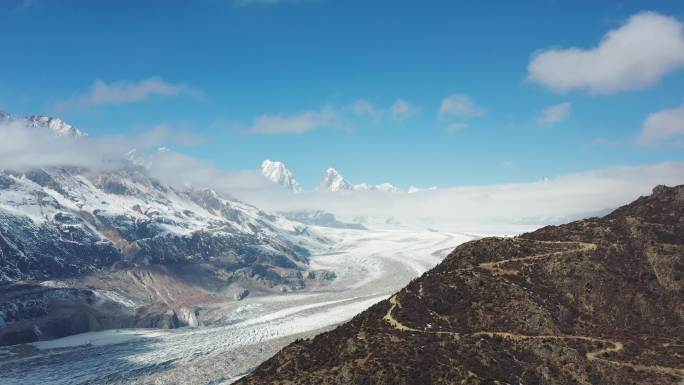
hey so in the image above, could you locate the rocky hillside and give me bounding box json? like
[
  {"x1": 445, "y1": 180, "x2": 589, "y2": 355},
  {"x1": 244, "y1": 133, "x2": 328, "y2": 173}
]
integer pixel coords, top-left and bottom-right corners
[{"x1": 238, "y1": 185, "x2": 684, "y2": 385}]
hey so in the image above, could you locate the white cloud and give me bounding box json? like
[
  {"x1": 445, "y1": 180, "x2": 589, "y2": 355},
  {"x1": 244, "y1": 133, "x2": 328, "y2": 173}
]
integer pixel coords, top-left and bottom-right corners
[
  {"x1": 439, "y1": 94, "x2": 486, "y2": 119},
  {"x1": 350, "y1": 99, "x2": 375, "y2": 117},
  {"x1": 0, "y1": 120, "x2": 201, "y2": 171},
  {"x1": 246, "y1": 107, "x2": 339, "y2": 134},
  {"x1": 445, "y1": 122, "x2": 468, "y2": 133},
  {"x1": 536, "y1": 102, "x2": 571, "y2": 126},
  {"x1": 148, "y1": 150, "x2": 274, "y2": 193},
  {"x1": 56, "y1": 77, "x2": 189, "y2": 109},
  {"x1": 528, "y1": 12, "x2": 684, "y2": 94},
  {"x1": 637, "y1": 103, "x2": 684, "y2": 147},
  {"x1": 502, "y1": 160, "x2": 514, "y2": 167},
  {"x1": 248, "y1": 98, "x2": 419, "y2": 134},
  {"x1": 389, "y1": 99, "x2": 418, "y2": 121}
]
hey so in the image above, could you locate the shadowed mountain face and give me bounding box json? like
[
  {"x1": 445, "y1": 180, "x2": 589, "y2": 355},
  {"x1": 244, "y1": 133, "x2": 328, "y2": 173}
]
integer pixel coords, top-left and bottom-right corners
[{"x1": 238, "y1": 185, "x2": 684, "y2": 385}]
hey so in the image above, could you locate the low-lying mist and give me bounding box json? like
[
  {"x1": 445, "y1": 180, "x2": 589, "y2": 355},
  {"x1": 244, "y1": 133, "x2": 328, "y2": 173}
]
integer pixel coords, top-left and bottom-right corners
[{"x1": 3, "y1": 121, "x2": 684, "y2": 235}]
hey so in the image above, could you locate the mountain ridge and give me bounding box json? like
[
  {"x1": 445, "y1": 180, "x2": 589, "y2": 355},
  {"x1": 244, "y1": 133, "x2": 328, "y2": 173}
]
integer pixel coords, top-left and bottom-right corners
[{"x1": 259, "y1": 159, "x2": 405, "y2": 193}]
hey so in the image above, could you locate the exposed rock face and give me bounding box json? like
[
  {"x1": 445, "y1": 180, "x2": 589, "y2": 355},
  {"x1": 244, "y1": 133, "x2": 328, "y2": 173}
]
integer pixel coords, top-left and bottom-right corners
[
  {"x1": 238, "y1": 185, "x2": 684, "y2": 385},
  {"x1": 0, "y1": 274, "x2": 205, "y2": 346}
]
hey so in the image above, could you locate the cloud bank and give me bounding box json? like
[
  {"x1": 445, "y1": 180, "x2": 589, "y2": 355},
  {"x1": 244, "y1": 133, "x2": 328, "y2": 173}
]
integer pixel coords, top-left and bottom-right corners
[
  {"x1": 4, "y1": 118, "x2": 683, "y2": 235},
  {"x1": 0, "y1": 120, "x2": 201, "y2": 171},
  {"x1": 243, "y1": 162, "x2": 684, "y2": 234},
  {"x1": 56, "y1": 77, "x2": 190, "y2": 109},
  {"x1": 246, "y1": 106, "x2": 340, "y2": 134},
  {"x1": 528, "y1": 12, "x2": 684, "y2": 94},
  {"x1": 246, "y1": 98, "x2": 419, "y2": 134}
]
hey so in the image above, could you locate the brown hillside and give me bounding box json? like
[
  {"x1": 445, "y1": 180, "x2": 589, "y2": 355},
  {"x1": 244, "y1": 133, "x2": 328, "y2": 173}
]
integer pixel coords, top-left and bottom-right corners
[{"x1": 237, "y1": 185, "x2": 684, "y2": 385}]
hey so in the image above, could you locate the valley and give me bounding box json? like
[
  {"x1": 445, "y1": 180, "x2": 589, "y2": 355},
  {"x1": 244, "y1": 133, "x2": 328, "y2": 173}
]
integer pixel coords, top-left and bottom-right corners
[
  {"x1": 0, "y1": 225, "x2": 476, "y2": 385},
  {"x1": 3, "y1": 3, "x2": 684, "y2": 385}
]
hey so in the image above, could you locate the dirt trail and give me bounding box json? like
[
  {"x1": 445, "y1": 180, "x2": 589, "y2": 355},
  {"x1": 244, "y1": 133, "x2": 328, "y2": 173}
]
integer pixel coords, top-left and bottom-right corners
[
  {"x1": 383, "y1": 240, "x2": 684, "y2": 379},
  {"x1": 383, "y1": 295, "x2": 420, "y2": 332},
  {"x1": 479, "y1": 240, "x2": 597, "y2": 275}
]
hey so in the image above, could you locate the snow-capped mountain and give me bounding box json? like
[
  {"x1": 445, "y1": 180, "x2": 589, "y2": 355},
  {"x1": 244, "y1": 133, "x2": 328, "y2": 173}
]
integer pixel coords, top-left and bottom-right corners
[
  {"x1": 0, "y1": 113, "x2": 336, "y2": 345},
  {"x1": 25, "y1": 115, "x2": 88, "y2": 138},
  {"x1": 0, "y1": 127, "x2": 328, "y2": 283},
  {"x1": 317, "y1": 167, "x2": 401, "y2": 192},
  {"x1": 261, "y1": 159, "x2": 301, "y2": 192},
  {"x1": 317, "y1": 168, "x2": 354, "y2": 192},
  {"x1": 259, "y1": 161, "x2": 403, "y2": 193},
  {"x1": 1, "y1": 111, "x2": 87, "y2": 138}
]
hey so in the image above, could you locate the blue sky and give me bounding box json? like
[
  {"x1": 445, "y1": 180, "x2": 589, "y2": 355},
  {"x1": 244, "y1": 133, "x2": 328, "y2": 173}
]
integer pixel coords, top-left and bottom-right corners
[{"x1": 1, "y1": 0, "x2": 684, "y2": 189}]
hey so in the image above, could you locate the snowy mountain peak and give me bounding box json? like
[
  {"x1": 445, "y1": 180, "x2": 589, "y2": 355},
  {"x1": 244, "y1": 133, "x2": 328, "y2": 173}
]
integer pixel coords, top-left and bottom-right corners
[
  {"x1": 25, "y1": 115, "x2": 88, "y2": 138},
  {"x1": 407, "y1": 185, "x2": 438, "y2": 194},
  {"x1": 318, "y1": 167, "x2": 353, "y2": 192},
  {"x1": 1, "y1": 111, "x2": 87, "y2": 138},
  {"x1": 317, "y1": 168, "x2": 401, "y2": 193},
  {"x1": 261, "y1": 159, "x2": 302, "y2": 192}
]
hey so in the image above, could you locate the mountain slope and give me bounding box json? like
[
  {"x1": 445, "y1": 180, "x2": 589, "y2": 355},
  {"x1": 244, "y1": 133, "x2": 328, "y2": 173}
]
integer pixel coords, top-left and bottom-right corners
[{"x1": 237, "y1": 185, "x2": 684, "y2": 385}]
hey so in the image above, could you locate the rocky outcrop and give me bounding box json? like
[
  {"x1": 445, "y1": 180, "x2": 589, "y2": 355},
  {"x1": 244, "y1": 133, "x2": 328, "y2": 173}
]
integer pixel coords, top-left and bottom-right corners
[{"x1": 238, "y1": 185, "x2": 684, "y2": 385}]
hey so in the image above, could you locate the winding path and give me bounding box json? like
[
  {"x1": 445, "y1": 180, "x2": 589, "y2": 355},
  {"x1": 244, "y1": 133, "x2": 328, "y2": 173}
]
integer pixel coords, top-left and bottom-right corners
[
  {"x1": 383, "y1": 239, "x2": 684, "y2": 379},
  {"x1": 479, "y1": 240, "x2": 597, "y2": 275}
]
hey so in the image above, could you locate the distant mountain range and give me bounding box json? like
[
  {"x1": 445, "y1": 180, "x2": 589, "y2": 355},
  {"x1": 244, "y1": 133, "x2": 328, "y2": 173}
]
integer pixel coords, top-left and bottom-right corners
[
  {"x1": 260, "y1": 160, "x2": 434, "y2": 193},
  {"x1": 238, "y1": 185, "x2": 684, "y2": 385}
]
